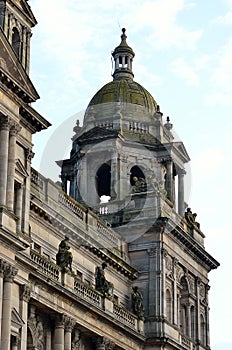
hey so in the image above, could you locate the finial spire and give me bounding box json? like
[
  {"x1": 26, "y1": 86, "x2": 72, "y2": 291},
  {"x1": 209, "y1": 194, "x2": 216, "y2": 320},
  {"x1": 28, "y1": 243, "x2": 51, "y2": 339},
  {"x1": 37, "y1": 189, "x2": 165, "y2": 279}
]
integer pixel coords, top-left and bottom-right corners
[{"x1": 111, "y1": 28, "x2": 135, "y2": 80}]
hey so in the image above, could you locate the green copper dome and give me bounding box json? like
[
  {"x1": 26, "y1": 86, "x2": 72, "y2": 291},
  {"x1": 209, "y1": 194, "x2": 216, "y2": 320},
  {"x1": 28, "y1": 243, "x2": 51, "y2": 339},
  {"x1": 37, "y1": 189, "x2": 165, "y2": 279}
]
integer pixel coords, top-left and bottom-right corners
[{"x1": 88, "y1": 79, "x2": 157, "y2": 112}]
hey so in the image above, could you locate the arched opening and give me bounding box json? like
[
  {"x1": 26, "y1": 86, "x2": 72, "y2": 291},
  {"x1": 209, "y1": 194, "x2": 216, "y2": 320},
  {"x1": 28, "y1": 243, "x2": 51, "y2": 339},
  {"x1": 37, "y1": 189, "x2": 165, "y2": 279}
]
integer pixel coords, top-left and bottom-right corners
[
  {"x1": 166, "y1": 288, "x2": 172, "y2": 323},
  {"x1": 96, "y1": 163, "x2": 111, "y2": 197},
  {"x1": 12, "y1": 27, "x2": 21, "y2": 58},
  {"x1": 130, "y1": 166, "x2": 147, "y2": 193}
]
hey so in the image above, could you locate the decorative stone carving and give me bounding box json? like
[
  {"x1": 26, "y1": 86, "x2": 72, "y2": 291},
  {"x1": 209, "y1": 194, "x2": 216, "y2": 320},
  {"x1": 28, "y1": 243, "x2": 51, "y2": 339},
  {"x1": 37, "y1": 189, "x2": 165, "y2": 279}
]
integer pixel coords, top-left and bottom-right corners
[
  {"x1": 71, "y1": 329, "x2": 80, "y2": 350},
  {"x1": 9, "y1": 122, "x2": 21, "y2": 136},
  {"x1": 20, "y1": 284, "x2": 31, "y2": 302},
  {"x1": 64, "y1": 315, "x2": 76, "y2": 332},
  {"x1": 131, "y1": 176, "x2": 147, "y2": 193},
  {"x1": 96, "y1": 336, "x2": 115, "y2": 350},
  {"x1": 0, "y1": 114, "x2": 11, "y2": 129},
  {"x1": 188, "y1": 274, "x2": 195, "y2": 295},
  {"x1": 102, "y1": 337, "x2": 115, "y2": 350},
  {"x1": 95, "y1": 262, "x2": 114, "y2": 297},
  {"x1": 131, "y1": 286, "x2": 144, "y2": 319},
  {"x1": 0, "y1": 258, "x2": 7, "y2": 277},
  {"x1": 3, "y1": 264, "x2": 18, "y2": 282},
  {"x1": 28, "y1": 306, "x2": 45, "y2": 350},
  {"x1": 185, "y1": 207, "x2": 200, "y2": 229},
  {"x1": 56, "y1": 236, "x2": 73, "y2": 272},
  {"x1": 25, "y1": 148, "x2": 35, "y2": 163}
]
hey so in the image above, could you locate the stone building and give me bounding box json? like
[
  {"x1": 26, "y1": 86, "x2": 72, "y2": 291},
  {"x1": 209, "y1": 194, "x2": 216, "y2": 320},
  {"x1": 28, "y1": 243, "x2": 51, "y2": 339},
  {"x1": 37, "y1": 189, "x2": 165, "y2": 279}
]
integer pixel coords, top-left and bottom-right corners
[{"x1": 0, "y1": 1, "x2": 219, "y2": 350}]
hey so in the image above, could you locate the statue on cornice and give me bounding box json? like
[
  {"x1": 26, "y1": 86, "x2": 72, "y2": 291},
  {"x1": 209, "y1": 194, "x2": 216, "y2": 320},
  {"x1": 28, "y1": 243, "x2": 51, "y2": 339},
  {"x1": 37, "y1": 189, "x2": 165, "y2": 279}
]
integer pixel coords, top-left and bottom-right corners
[
  {"x1": 131, "y1": 286, "x2": 144, "y2": 319},
  {"x1": 56, "y1": 236, "x2": 73, "y2": 272},
  {"x1": 185, "y1": 208, "x2": 200, "y2": 229},
  {"x1": 95, "y1": 262, "x2": 114, "y2": 297}
]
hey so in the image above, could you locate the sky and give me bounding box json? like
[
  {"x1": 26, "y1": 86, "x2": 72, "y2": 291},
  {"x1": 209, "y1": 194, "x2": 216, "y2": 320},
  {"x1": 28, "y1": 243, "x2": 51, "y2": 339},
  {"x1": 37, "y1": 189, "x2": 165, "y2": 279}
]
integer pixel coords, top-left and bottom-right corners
[{"x1": 28, "y1": 1, "x2": 231, "y2": 349}]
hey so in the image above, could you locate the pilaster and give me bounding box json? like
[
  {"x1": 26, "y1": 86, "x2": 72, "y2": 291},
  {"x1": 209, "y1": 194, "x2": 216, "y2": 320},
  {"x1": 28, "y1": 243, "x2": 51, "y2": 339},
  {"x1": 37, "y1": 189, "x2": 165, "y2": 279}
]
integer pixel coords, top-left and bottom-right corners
[
  {"x1": 6, "y1": 122, "x2": 22, "y2": 210},
  {"x1": 1, "y1": 264, "x2": 18, "y2": 350},
  {"x1": 178, "y1": 169, "x2": 185, "y2": 217},
  {"x1": 0, "y1": 115, "x2": 10, "y2": 206},
  {"x1": 20, "y1": 284, "x2": 31, "y2": 350}
]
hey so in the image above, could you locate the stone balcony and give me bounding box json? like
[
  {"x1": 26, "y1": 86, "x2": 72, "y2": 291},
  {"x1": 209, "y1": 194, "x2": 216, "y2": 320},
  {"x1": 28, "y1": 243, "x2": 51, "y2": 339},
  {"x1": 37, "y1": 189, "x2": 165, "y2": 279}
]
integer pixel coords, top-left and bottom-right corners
[{"x1": 29, "y1": 248, "x2": 143, "y2": 334}]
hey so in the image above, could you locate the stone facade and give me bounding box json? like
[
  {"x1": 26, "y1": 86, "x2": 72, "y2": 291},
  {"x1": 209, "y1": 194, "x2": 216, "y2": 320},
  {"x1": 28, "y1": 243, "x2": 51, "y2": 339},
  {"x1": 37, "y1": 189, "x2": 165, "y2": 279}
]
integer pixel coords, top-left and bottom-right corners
[{"x1": 0, "y1": 2, "x2": 219, "y2": 350}]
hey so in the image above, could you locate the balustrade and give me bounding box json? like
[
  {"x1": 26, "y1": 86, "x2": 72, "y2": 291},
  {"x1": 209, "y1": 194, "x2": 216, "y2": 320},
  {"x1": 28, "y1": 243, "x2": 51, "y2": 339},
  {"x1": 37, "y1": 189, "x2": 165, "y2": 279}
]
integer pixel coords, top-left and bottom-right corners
[
  {"x1": 30, "y1": 249, "x2": 59, "y2": 280},
  {"x1": 58, "y1": 193, "x2": 84, "y2": 220}
]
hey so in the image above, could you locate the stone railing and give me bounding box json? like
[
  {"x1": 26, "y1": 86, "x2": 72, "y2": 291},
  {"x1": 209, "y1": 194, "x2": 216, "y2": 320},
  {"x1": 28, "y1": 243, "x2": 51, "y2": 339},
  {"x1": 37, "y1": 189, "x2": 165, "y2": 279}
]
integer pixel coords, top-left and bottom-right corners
[
  {"x1": 129, "y1": 121, "x2": 149, "y2": 133},
  {"x1": 97, "y1": 221, "x2": 119, "y2": 247},
  {"x1": 30, "y1": 249, "x2": 59, "y2": 280},
  {"x1": 58, "y1": 192, "x2": 84, "y2": 220},
  {"x1": 29, "y1": 248, "x2": 143, "y2": 333},
  {"x1": 181, "y1": 334, "x2": 192, "y2": 349},
  {"x1": 74, "y1": 279, "x2": 101, "y2": 307},
  {"x1": 96, "y1": 121, "x2": 113, "y2": 129},
  {"x1": 113, "y1": 303, "x2": 136, "y2": 329},
  {"x1": 31, "y1": 168, "x2": 44, "y2": 189}
]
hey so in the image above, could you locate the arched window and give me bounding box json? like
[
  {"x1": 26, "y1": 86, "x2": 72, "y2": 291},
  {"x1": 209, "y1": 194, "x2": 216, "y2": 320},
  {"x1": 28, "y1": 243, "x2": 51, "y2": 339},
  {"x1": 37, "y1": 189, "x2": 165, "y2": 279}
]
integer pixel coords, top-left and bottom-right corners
[
  {"x1": 96, "y1": 163, "x2": 111, "y2": 197},
  {"x1": 12, "y1": 27, "x2": 21, "y2": 58},
  {"x1": 166, "y1": 288, "x2": 172, "y2": 323},
  {"x1": 130, "y1": 166, "x2": 147, "y2": 193}
]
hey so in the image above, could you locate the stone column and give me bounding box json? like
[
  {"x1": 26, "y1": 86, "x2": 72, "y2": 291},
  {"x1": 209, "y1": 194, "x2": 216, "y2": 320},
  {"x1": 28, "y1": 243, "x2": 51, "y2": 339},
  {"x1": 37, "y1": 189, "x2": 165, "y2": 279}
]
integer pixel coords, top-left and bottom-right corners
[
  {"x1": 46, "y1": 327, "x2": 52, "y2": 350},
  {"x1": 186, "y1": 302, "x2": 191, "y2": 337},
  {"x1": 205, "y1": 285, "x2": 210, "y2": 348},
  {"x1": 20, "y1": 284, "x2": 31, "y2": 350},
  {"x1": 25, "y1": 31, "x2": 32, "y2": 74},
  {"x1": 54, "y1": 314, "x2": 65, "y2": 350},
  {"x1": 6, "y1": 123, "x2": 21, "y2": 210},
  {"x1": 147, "y1": 248, "x2": 157, "y2": 316},
  {"x1": 178, "y1": 169, "x2": 185, "y2": 217},
  {"x1": 165, "y1": 159, "x2": 173, "y2": 203},
  {"x1": 173, "y1": 258, "x2": 179, "y2": 325},
  {"x1": 110, "y1": 154, "x2": 118, "y2": 200},
  {"x1": 0, "y1": 259, "x2": 6, "y2": 341},
  {"x1": 161, "y1": 248, "x2": 167, "y2": 321},
  {"x1": 0, "y1": 115, "x2": 10, "y2": 206},
  {"x1": 1, "y1": 264, "x2": 18, "y2": 350},
  {"x1": 15, "y1": 182, "x2": 23, "y2": 232},
  {"x1": 195, "y1": 277, "x2": 201, "y2": 344},
  {"x1": 64, "y1": 316, "x2": 75, "y2": 350},
  {"x1": 22, "y1": 148, "x2": 34, "y2": 235}
]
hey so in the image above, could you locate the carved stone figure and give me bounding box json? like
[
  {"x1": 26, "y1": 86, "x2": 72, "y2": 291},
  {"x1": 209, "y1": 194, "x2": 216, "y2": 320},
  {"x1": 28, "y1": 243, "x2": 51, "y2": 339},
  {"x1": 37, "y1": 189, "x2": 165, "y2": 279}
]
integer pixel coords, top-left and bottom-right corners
[
  {"x1": 56, "y1": 236, "x2": 73, "y2": 272},
  {"x1": 131, "y1": 286, "x2": 144, "y2": 319},
  {"x1": 185, "y1": 207, "x2": 200, "y2": 228},
  {"x1": 132, "y1": 176, "x2": 147, "y2": 193},
  {"x1": 95, "y1": 263, "x2": 114, "y2": 296}
]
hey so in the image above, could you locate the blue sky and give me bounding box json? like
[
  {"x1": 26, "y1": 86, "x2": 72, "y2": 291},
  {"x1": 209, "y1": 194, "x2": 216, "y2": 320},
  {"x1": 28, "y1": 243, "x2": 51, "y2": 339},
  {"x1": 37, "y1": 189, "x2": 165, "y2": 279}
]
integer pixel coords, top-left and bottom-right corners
[{"x1": 29, "y1": 1, "x2": 231, "y2": 348}]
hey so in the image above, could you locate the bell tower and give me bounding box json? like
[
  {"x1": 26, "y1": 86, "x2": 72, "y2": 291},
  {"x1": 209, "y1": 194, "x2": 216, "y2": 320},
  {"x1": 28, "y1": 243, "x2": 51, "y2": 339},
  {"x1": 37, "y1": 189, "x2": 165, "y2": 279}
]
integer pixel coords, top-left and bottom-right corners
[
  {"x1": 0, "y1": 0, "x2": 36, "y2": 73},
  {"x1": 60, "y1": 29, "x2": 189, "y2": 227},
  {"x1": 59, "y1": 29, "x2": 219, "y2": 350}
]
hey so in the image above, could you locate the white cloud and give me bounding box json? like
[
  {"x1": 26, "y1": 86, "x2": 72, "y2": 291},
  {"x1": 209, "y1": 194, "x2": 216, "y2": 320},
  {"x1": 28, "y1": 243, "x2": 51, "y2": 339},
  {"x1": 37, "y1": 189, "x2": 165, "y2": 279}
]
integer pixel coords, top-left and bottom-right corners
[
  {"x1": 212, "y1": 11, "x2": 232, "y2": 25},
  {"x1": 169, "y1": 57, "x2": 200, "y2": 85}
]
